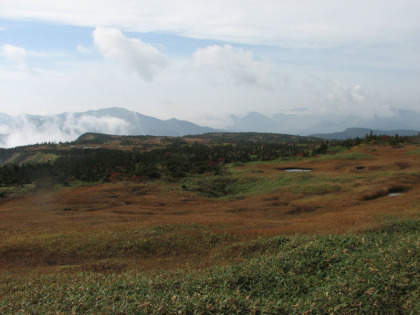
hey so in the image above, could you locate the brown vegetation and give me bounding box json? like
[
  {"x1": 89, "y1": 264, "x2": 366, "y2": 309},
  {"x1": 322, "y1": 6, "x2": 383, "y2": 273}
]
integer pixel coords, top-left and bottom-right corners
[{"x1": 1, "y1": 144, "x2": 419, "y2": 275}]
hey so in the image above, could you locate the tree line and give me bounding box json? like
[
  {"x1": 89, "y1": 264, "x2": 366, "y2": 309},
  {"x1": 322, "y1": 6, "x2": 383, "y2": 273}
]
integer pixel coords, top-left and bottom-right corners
[{"x1": 0, "y1": 132, "x2": 417, "y2": 188}]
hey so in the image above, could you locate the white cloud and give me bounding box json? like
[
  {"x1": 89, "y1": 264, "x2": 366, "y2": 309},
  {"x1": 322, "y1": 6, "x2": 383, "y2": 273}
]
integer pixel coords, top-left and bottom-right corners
[
  {"x1": 62, "y1": 114, "x2": 130, "y2": 136},
  {"x1": 193, "y1": 44, "x2": 280, "y2": 89},
  {"x1": 0, "y1": 113, "x2": 131, "y2": 148},
  {"x1": 1, "y1": 44, "x2": 32, "y2": 71},
  {"x1": 92, "y1": 26, "x2": 168, "y2": 81},
  {"x1": 1, "y1": 0, "x2": 419, "y2": 48}
]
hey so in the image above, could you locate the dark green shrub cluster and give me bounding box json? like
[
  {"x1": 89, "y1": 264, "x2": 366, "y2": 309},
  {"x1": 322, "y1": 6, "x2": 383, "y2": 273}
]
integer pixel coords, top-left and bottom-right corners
[
  {"x1": 1, "y1": 131, "x2": 417, "y2": 188},
  {"x1": 0, "y1": 137, "x2": 322, "y2": 186}
]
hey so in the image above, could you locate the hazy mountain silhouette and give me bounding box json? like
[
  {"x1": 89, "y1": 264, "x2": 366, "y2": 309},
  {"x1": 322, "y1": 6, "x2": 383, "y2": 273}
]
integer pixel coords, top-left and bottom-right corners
[
  {"x1": 1, "y1": 107, "x2": 419, "y2": 148},
  {"x1": 311, "y1": 128, "x2": 420, "y2": 140},
  {"x1": 68, "y1": 107, "x2": 218, "y2": 136},
  {"x1": 0, "y1": 107, "x2": 218, "y2": 148},
  {"x1": 229, "y1": 112, "x2": 279, "y2": 132},
  {"x1": 227, "y1": 109, "x2": 420, "y2": 135}
]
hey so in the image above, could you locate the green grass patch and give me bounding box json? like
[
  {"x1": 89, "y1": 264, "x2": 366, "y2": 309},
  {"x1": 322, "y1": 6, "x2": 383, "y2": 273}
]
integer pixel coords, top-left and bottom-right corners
[
  {"x1": 291, "y1": 183, "x2": 342, "y2": 195},
  {"x1": 406, "y1": 148, "x2": 420, "y2": 155},
  {"x1": 0, "y1": 224, "x2": 237, "y2": 267},
  {"x1": 182, "y1": 171, "x2": 355, "y2": 199},
  {"x1": 65, "y1": 180, "x2": 105, "y2": 187},
  {"x1": 2, "y1": 152, "x2": 22, "y2": 164},
  {"x1": 315, "y1": 152, "x2": 373, "y2": 161},
  {"x1": 1, "y1": 217, "x2": 418, "y2": 314},
  {"x1": 30, "y1": 152, "x2": 59, "y2": 164},
  {"x1": 241, "y1": 156, "x2": 307, "y2": 167},
  {"x1": 0, "y1": 184, "x2": 36, "y2": 198},
  {"x1": 326, "y1": 145, "x2": 348, "y2": 154}
]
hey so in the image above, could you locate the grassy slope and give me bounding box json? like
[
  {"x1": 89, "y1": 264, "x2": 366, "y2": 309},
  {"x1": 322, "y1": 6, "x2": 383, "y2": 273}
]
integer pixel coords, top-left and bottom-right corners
[
  {"x1": 0, "y1": 219, "x2": 418, "y2": 314},
  {"x1": 0, "y1": 151, "x2": 58, "y2": 166},
  {"x1": 0, "y1": 144, "x2": 419, "y2": 313}
]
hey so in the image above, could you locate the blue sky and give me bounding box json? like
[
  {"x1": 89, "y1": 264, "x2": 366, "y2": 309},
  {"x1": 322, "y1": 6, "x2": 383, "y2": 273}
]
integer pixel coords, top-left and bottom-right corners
[{"x1": 1, "y1": 0, "x2": 419, "y2": 128}]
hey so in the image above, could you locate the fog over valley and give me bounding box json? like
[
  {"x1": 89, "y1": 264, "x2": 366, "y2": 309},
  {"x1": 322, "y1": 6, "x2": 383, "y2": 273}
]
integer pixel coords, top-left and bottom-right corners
[{"x1": 1, "y1": 107, "x2": 420, "y2": 148}]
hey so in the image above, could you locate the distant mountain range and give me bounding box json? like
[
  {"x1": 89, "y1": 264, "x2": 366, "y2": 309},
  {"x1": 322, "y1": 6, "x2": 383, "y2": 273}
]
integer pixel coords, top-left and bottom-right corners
[
  {"x1": 1, "y1": 107, "x2": 419, "y2": 148},
  {"x1": 310, "y1": 128, "x2": 420, "y2": 140},
  {"x1": 228, "y1": 109, "x2": 420, "y2": 135},
  {"x1": 0, "y1": 107, "x2": 218, "y2": 148}
]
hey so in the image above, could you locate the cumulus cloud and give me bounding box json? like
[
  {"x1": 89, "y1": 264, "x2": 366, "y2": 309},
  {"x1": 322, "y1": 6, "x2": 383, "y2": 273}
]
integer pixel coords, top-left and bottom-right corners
[
  {"x1": 1, "y1": 44, "x2": 32, "y2": 71},
  {"x1": 193, "y1": 44, "x2": 281, "y2": 89},
  {"x1": 93, "y1": 26, "x2": 168, "y2": 81},
  {"x1": 2, "y1": 0, "x2": 420, "y2": 48}
]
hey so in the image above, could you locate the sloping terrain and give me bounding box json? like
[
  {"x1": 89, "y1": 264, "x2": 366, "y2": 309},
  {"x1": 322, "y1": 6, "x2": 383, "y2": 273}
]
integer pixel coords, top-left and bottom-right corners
[
  {"x1": 1, "y1": 145, "x2": 419, "y2": 270},
  {"x1": 0, "y1": 143, "x2": 419, "y2": 313}
]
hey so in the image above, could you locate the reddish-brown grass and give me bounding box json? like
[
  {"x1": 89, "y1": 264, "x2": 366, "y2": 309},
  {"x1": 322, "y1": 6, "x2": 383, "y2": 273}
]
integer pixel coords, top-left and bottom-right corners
[{"x1": 1, "y1": 144, "x2": 419, "y2": 274}]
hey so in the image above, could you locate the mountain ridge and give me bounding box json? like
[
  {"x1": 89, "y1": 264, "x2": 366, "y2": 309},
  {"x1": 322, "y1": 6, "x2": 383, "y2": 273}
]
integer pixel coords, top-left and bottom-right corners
[
  {"x1": 0, "y1": 107, "x2": 219, "y2": 148},
  {"x1": 227, "y1": 109, "x2": 420, "y2": 135},
  {"x1": 1, "y1": 106, "x2": 420, "y2": 148},
  {"x1": 310, "y1": 127, "x2": 420, "y2": 140}
]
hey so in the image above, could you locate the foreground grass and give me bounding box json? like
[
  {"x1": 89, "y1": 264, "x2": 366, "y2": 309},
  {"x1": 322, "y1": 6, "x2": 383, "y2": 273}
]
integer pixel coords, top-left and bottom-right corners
[
  {"x1": 1, "y1": 218, "x2": 418, "y2": 314},
  {"x1": 0, "y1": 224, "x2": 235, "y2": 269}
]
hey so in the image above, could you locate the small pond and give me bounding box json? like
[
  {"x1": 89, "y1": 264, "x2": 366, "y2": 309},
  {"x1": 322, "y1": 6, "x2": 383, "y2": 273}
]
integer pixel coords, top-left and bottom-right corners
[
  {"x1": 280, "y1": 168, "x2": 312, "y2": 172},
  {"x1": 388, "y1": 192, "x2": 403, "y2": 197}
]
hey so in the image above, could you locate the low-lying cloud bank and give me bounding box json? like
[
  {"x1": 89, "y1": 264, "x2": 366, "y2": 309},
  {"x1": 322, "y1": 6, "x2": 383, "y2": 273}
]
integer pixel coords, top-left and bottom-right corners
[
  {"x1": 0, "y1": 114, "x2": 130, "y2": 148},
  {"x1": 0, "y1": 107, "x2": 217, "y2": 148}
]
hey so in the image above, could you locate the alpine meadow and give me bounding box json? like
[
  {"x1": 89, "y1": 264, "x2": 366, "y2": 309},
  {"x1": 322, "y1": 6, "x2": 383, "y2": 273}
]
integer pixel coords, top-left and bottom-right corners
[{"x1": 0, "y1": 133, "x2": 419, "y2": 313}]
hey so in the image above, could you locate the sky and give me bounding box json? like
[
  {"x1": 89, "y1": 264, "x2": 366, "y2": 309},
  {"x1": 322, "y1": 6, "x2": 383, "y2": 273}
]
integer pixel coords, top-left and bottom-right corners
[{"x1": 1, "y1": 0, "x2": 420, "y2": 128}]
